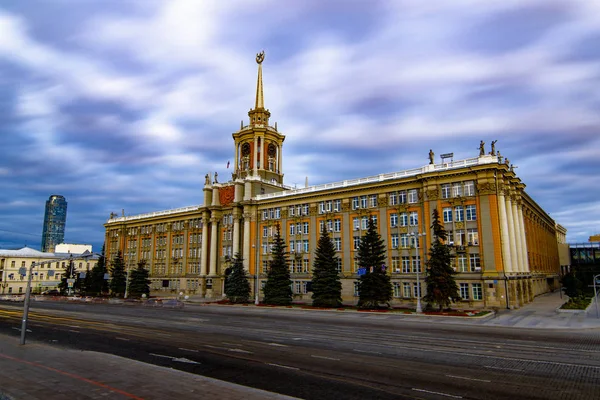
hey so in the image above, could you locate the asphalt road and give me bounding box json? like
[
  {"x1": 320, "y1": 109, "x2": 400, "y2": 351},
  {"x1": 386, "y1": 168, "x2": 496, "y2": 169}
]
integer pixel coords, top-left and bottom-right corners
[{"x1": 1, "y1": 301, "x2": 599, "y2": 400}]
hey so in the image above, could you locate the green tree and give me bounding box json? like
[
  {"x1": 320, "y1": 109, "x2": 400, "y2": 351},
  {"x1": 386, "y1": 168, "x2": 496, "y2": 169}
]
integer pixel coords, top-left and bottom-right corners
[
  {"x1": 109, "y1": 250, "x2": 127, "y2": 297},
  {"x1": 561, "y1": 272, "x2": 583, "y2": 299},
  {"x1": 58, "y1": 256, "x2": 79, "y2": 295},
  {"x1": 224, "y1": 253, "x2": 251, "y2": 303},
  {"x1": 128, "y1": 260, "x2": 151, "y2": 298},
  {"x1": 263, "y1": 224, "x2": 293, "y2": 305},
  {"x1": 88, "y1": 244, "x2": 109, "y2": 296},
  {"x1": 357, "y1": 216, "x2": 392, "y2": 309},
  {"x1": 311, "y1": 228, "x2": 342, "y2": 308},
  {"x1": 424, "y1": 208, "x2": 460, "y2": 311}
]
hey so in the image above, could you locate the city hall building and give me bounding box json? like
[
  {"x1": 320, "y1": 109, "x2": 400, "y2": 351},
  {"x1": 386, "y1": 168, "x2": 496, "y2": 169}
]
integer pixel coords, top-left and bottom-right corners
[{"x1": 104, "y1": 53, "x2": 563, "y2": 309}]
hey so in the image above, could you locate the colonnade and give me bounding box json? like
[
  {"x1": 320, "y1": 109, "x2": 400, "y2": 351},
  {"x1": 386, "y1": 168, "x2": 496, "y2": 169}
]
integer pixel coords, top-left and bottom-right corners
[{"x1": 497, "y1": 186, "x2": 530, "y2": 274}]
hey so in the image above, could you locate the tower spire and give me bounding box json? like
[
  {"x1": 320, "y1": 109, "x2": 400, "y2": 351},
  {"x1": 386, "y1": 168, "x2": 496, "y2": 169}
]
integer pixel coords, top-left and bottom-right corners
[{"x1": 255, "y1": 50, "x2": 265, "y2": 109}]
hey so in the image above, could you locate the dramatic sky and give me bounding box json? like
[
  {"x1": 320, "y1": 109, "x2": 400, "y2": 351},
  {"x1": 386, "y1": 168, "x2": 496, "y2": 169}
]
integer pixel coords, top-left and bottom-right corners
[{"x1": 1, "y1": 0, "x2": 599, "y2": 251}]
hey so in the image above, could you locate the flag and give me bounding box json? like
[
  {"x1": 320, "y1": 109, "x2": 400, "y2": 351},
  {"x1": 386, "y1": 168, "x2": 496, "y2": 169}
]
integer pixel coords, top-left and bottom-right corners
[{"x1": 226, "y1": 161, "x2": 230, "y2": 168}]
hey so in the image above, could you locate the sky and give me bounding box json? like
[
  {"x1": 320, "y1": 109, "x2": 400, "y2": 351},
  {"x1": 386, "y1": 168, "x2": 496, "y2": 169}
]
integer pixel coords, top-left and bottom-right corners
[{"x1": 1, "y1": 0, "x2": 599, "y2": 252}]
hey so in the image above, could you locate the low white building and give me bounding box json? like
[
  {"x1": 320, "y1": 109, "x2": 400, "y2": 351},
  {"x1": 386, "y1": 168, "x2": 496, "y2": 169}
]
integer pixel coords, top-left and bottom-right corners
[{"x1": 0, "y1": 246, "x2": 99, "y2": 295}]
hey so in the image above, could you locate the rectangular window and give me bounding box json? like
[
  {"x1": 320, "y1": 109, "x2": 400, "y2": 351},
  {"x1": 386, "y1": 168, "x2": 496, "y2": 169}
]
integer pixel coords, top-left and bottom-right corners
[
  {"x1": 391, "y1": 256, "x2": 400, "y2": 273},
  {"x1": 391, "y1": 233, "x2": 399, "y2": 249},
  {"x1": 333, "y1": 219, "x2": 341, "y2": 232},
  {"x1": 455, "y1": 206, "x2": 464, "y2": 222},
  {"x1": 290, "y1": 224, "x2": 296, "y2": 236},
  {"x1": 472, "y1": 283, "x2": 483, "y2": 300},
  {"x1": 455, "y1": 230, "x2": 465, "y2": 246},
  {"x1": 398, "y1": 191, "x2": 407, "y2": 204},
  {"x1": 465, "y1": 205, "x2": 477, "y2": 221},
  {"x1": 360, "y1": 196, "x2": 368, "y2": 209},
  {"x1": 302, "y1": 204, "x2": 309, "y2": 216},
  {"x1": 408, "y1": 189, "x2": 418, "y2": 204},
  {"x1": 409, "y1": 212, "x2": 419, "y2": 226},
  {"x1": 400, "y1": 234, "x2": 409, "y2": 248},
  {"x1": 467, "y1": 229, "x2": 479, "y2": 246},
  {"x1": 353, "y1": 217, "x2": 360, "y2": 231},
  {"x1": 441, "y1": 184, "x2": 451, "y2": 199},
  {"x1": 389, "y1": 192, "x2": 397, "y2": 206},
  {"x1": 289, "y1": 206, "x2": 295, "y2": 217},
  {"x1": 352, "y1": 197, "x2": 359, "y2": 210},
  {"x1": 460, "y1": 283, "x2": 469, "y2": 299},
  {"x1": 361, "y1": 217, "x2": 368, "y2": 230},
  {"x1": 393, "y1": 282, "x2": 401, "y2": 298},
  {"x1": 336, "y1": 259, "x2": 342, "y2": 273},
  {"x1": 369, "y1": 195, "x2": 378, "y2": 208},
  {"x1": 403, "y1": 282, "x2": 411, "y2": 298},
  {"x1": 354, "y1": 282, "x2": 360, "y2": 297},
  {"x1": 452, "y1": 183, "x2": 463, "y2": 198},
  {"x1": 402, "y1": 256, "x2": 411, "y2": 273},
  {"x1": 319, "y1": 202, "x2": 325, "y2": 214},
  {"x1": 469, "y1": 254, "x2": 481, "y2": 272},
  {"x1": 390, "y1": 213, "x2": 398, "y2": 228},
  {"x1": 457, "y1": 255, "x2": 467, "y2": 272},
  {"x1": 412, "y1": 256, "x2": 421, "y2": 273},
  {"x1": 399, "y1": 213, "x2": 408, "y2": 227},
  {"x1": 443, "y1": 207, "x2": 453, "y2": 223},
  {"x1": 290, "y1": 241, "x2": 295, "y2": 253},
  {"x1": 464, "y1": 181, "x2": 475, "y2": 196},
  {"x1": 303, "y1": 240, "x2": 309, "y2": 253},
  {"x1": 413, "y1": 283, "x2": 421, "y2": 298},
  {"x1": 334, "y1": 238, "x2": 341, "y2": 251},
  {"x1": 303, "y1": 222, "x2": 309, "y2": 235},
  {"x1": 334, "y1": 199, "x2": 341, "y2": 212},
  {"x1": 353, "y1": 236, "x2": 361, "y2": 250}
]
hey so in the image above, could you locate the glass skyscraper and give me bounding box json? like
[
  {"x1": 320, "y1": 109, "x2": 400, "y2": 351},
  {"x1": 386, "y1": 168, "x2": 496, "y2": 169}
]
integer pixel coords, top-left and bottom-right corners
[{"x1": 41, "y1": 195, "x2": 67, "y2": 253}]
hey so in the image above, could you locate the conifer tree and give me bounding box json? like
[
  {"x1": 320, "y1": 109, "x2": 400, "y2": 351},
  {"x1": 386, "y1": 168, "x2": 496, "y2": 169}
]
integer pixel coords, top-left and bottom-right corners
[
  {"x1": 128, "y1": 260, "x2": 151, "y2": 298},
  {"x1": 424, "y1": 208, "x2": 460, "y2": 310},
  {"x1": 311, "y1": 228, "x2": 342, "y2": 308},
  {"x1": 357, "y1": 217, "x2": 392, "y2": 308},
  {"x1": 224, "y1": 253, "x2": 251, "y2": 303},
  {"x1": 109, "y1": 250, "x2": 127, "y2": 297},
  {"x1": 58, "y1": 256, "x2": 79, "y2": 295},
  {"x1": 88, "y1": 244, "x2": 108, "y2": 296},
  {"x1": 263, "y1": 224, "x2": 293, "y2": 305}
]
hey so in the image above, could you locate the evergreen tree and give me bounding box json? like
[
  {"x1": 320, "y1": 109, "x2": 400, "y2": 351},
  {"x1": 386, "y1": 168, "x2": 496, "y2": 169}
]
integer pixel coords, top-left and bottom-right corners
[
  {"x1": 224, "y1": 253, "x2": 251, "y2": 303},
  {"x1": 263, "y1": 224, "x2": 293, "y2": 305},
  {"x1": 357, "y1": 217, "x2": 392, "y2": 309},
  {"x1": 424, "y1": 208, "x2": 460, "y2": 310},
  {"x1": 128, "y1": 260, "x2": 151, "y2": 298},
  {"x1": 109, "y1": 250, "x2": 127, "y2": 297},
  {"x1": 88, "y1": 244, "x2": 109, "y2": 296},
  {"x1": 561, "y1": 272, "x2": 583, "y2": 299},
  {"x1": 311, "y1": 228, "x2": 342, "y2": 308},
  {"x1": 58, "y1": 256, "x2": 79, "y2": 295}
]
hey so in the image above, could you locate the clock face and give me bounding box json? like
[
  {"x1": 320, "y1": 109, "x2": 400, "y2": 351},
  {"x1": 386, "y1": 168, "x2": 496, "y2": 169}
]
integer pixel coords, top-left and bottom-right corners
[
  {"x1": 241, "y1": 142, "x2": 250, "y2": 156},
  {"x1": 268, "y1": 143, "x2": 276, "y2": 157}
]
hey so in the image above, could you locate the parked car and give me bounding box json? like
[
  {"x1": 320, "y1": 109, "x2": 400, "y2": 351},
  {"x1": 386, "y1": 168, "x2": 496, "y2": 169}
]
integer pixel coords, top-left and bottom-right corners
[{"x1": 162, "y1": 299, "x2": 184, "y2": 309}]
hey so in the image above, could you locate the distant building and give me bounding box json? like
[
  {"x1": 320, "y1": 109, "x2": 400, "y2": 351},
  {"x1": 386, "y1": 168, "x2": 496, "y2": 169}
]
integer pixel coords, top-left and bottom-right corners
[
  {"x1": 589, "y1": 234, "x2": 600, "y2": 242},
  {"x1": 0, "y1": 246, "x2": 98, "y2": 295},
  {"x1": 55, "y1": 243, "x2": 93, "y2": 254},
  {"x1": 41, "y1": 195, "x2": 67, "y2": 253},
  {"x1": 104, "y1": 53, "x2": 564, "y2": 309}
]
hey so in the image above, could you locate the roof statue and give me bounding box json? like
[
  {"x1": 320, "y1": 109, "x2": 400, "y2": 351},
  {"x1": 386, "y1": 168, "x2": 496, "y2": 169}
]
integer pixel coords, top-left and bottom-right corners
[
  {"x1": 256, "y1": 50, "x2": 265, "y2": 64},
  {"x1": 479, "y1": 140, "x2": 485, "y2": 156}
]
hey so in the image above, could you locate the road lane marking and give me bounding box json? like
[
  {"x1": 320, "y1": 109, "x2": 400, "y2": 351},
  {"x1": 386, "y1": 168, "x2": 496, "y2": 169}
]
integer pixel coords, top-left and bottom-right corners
[
  {"x1": 229, "y1": 348, "x2": 253, "y2": 354},
  {"x1": 179, "y1": 348, "x2": 199, "y2": 352},
  {"x1": 267, "y1": 343, "x2": 288, "y2": 347},
  {"x1": 267, "y1": 363, "x2": 299, "y2": 370},
  {"x1": 484, "y1": 366, "x2": 523, "y2": 372},
  {"x1": 68, "y1": 330, "x2": 80, "y2": 333},
  {"x1": 173, "y1": 357, "x2": 200, "y2": 364},
  {"x1": 222, "y1": 342, "x2": 238, "y2": 346},
  {"x1": 353, "y1": 349, "x2": 382, "y2": 355},
  {"x1": 149, "y1": 353, "x2": 174, "y2": 359},
  {"x1": 205, "y1": 344, "x2": 229, "y2": 350},
  {"x1": 446, "y1": 375, "x2": 491, "y2": 383},
  {"x1": 115, "y1": 337, "x2": 130, "y2": 341},
  {"x1": 311, "y1": 355, "x2": 340, "y2": 361},
  {"x1": 412, "y1": 388, "x2": 463, "y2": 398}
]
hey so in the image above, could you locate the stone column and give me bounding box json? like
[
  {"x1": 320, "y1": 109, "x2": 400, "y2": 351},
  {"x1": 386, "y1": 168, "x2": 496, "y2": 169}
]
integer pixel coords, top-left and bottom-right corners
[
  {"x1": 209, "y1": 217, "x2": 219, "y2": 276},
  {"x1": 511, "y1": 199, "x2": 523, "y2": 273},
  {"x1": 517, "y1": 204, "x2": 529, "y2": 273},
  {"x1": 200, "y1": 214, "x2": 209, "y2": 276},
  {"x1": 232, "y1": 210, "x2": 241, "y2": 257},
  {"x1": 253, "y1": 137, "x2": 259, "y2": 174},
  {"x1": 505, "y1": 193, "x2": 519, "y2": 274},
  {"x1": 497, "y1": 189, "x2": 513, "y2": 273},
  {"x1": 243, "y1": 212, "x2": 251, "y2": 272}
]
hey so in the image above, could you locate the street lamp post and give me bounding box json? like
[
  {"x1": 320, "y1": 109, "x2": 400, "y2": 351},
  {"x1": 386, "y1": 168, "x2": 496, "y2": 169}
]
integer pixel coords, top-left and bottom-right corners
[{"x1": 410, "y1": 231, "x2": 426, "y2": 313}]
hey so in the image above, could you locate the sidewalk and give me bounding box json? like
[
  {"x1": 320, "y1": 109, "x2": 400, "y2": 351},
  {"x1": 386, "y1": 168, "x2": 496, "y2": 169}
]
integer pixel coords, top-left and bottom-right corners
[
  {"x1": 0, "y1": 334, "x2": 298, "y2": 400},
  {"x1": 482, "y1": 291, "x2": 600, "y2": 329}
]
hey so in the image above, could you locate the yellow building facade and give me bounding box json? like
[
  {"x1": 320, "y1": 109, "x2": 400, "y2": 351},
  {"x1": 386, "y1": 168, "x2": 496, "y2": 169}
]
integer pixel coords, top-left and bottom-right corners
[{"x1": 104, "y1": 53, "x2": 562, "y2": 309}]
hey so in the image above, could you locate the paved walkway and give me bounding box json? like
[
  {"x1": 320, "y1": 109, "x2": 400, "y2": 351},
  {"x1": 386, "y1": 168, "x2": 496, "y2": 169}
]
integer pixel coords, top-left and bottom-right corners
[
  {"x1": 0, "y1": 335, "x2": 298, "y2": 400},
  {"x1": 482, "y1": 291, "x2": 600, "y2": 329}
]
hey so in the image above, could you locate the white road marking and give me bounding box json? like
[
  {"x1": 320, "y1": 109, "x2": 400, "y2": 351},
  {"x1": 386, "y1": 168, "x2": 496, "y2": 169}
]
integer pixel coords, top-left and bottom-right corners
[
  {"x1": 412, "y1": 388, "x2": 463, "y2": 398},
  {"x1": 267, "y1": 343, "x2": 288, "y2": 347},
  {"x1": 353, "y1": 349, "x2": 382, "y2": 355},
  {"x1": 267, "y1": 363, "x2": 299, "y2": 370},
  {"x1": 68, "y1": 325, "x2": 81, "y2": 328},
  {"x1": 115, "y1": 337, "x2": 130, "y2": 341},
  {"x1": 179, "y1": 348, "x2": 199, "y2": 353},
  {"x1": 173, "y1": 357, "x2": 200, "y2": 364},
  {"x1": 229, "y1": 348, "x2": 253, "y2": 354},
  {"x1": 446, "y1": 375, "x2": 491, "y2": 383},
  {"x1": 292, "y1": 337, "x2": 303, "y2": 341},
  {"x1": 68, "y1": 330, "x2": 80, "y2": 333},
  {"x1": 484, "y1": 366, "x2": 523, "y2": 372},
  {"x1": 205, "y1": 344, "x2": 228, "y2": 350},
  {"x1": 149, "y1": 353, "x2": 174, "y2": 359},
  {"x1": 221, "y1": 342, "x2": 238, "y2": 346},
  {"x1": 311, "y1": 355, "x2": 340, "y2": 361}
]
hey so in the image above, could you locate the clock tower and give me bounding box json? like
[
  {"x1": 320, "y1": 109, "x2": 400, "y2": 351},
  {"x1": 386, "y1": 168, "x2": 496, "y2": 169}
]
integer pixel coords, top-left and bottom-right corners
[{"x1": 232, "y1": 51, "x2": 285, "y2": 185}]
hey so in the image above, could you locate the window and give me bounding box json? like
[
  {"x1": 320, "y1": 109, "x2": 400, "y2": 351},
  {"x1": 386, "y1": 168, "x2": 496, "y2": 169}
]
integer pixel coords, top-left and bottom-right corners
[
  {"x1": 353, "y1": 236, "x2": 361, "y2": 250},
  {"x1": 303, "y1": 240, "x2": 309, "y2": 253},
  {"x1": 466, "y1": 205, "x2": 477, "y2": 221},
  {"x1": 412, "y1": 256, "x2": 421, "y2": 273},
  {"x1": 290, "y1": 224, "x2": 296, "y2": 236},
  {"x1": 443, "y1": 207, "x2": 453, "y2": 223},
  {"x1": 369, "y1": 195, "x2": 378, "y2": 208},
  {"x1": 467, "y1": 229, "x2": 479, "y2": 246},
  {"x1": 455, "y1": 230, "x2": 465, "y2": 246},
  {"x1": 457, "y1": 255, "x2": 467, "y2": 272},
  {"x1": 336, "y1": 259, "x2": 342, "y2": 273},
  {"x1": 399, "y1": 213, "x2": 408, "y2": 227},
  {"x1": 460, "y1": 283, "x2": 469, "y2": 299},
  {"x1": 354, "y1": 282, "x2": 360, "y2": 296},
  {"x1": 263, "y1": 226, "x2": 268, "y2": 237},
  {"x1": 353, "y1": 217, "x2": 360, "y2": 231},
  {"x1": 400, "y1": 234, "x2": 409, "y2": 248},
  {"x1": 391, "y1": 257, "x2": 400, "y2": 273},
  {"x1": 408, "y1": 189, "x2": 418, "y2": 203},
  {"x1": 391, "y1": 233, "x2": 399, "y2": 249},
  {"x1": 303, "y1": 222, "x2": 309, "y2": 235},
  {"x1": 409, "y1": 212, "x2": 419, "y2": 226},
  {"x1": 389, "y1": 192, "x2": 397, "y2": 205},
  {"x1": 402, "y1": 256, "x2": 410, "y2": 273},
  {"x1": 472, "y1": 283, "x2": 483, "y2": 300},
  {"x1": 333, "y1": 219, "x2": 341, "y2": 232},
  {"x1": 441, "y1": 184, "x2": 451, "y2": 199},
  {"x1": 290, "y1": 241, "x2": 295, "y2": 253},
  {"x1": 452, "y1": 183, "x2": 463, "y2": 198},
  {"x1": 360, "y1": 196, "x2": 368, "y2": 209},
  {"x1": 361, "y1": 217, "x2": 369, "y2": 230},
  {"x1": 464, "y1": 181, "x2": 475, "y2": 196},
  {"x1": 413, "y1": 283, "x2": 421, "y2": 298},
  {"x1": 334, "y1": 200, "x2": 341, "y2": 212},
  {"x1": 403, "y1": 282, "x2": 411, "y2": 298},
  {"x1": 455, "y1": 206, "x2": 464, "y2": 222},
  {"x1": 352, "y1": 197, "x2": 359, "y2": 210},
  {"x1": 469, "y1": 254, "x2": 481, "y2": 271},
  {"x1": 393, "y1": 283, "x2": 401, "y2": 298},
  {"x1": 398, "y1": 191, "x2": 407, "y2": 204},
  {"x1": 390, "y1": 213, "x2": 398, "y2": 227},
  {"x1": 334, "y1": 238, "x2": 341, "y2": 251}
]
